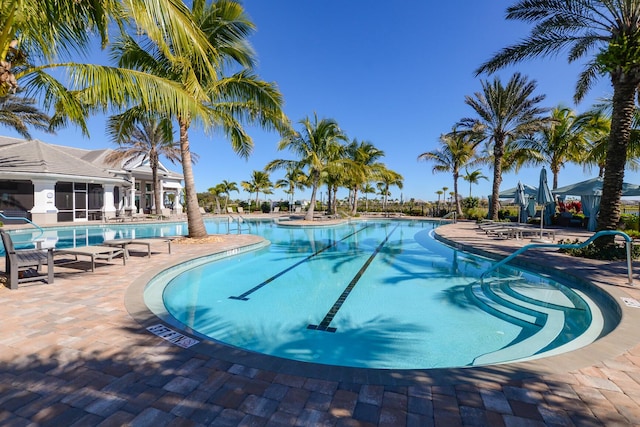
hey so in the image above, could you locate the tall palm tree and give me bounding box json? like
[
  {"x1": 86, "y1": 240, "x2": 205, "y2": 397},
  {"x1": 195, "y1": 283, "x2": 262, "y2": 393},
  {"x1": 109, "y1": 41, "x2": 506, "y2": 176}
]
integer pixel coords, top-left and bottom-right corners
[
  {"x1": 476, "y1": 0, "x2": 640, "y2": 238},
  {"x1": 377, "y1": 170, "x2": 404, "y2": 213},
  {"x1": 462, "y1": 168, "x2": 488, "y2": 198},
  {"x1": 524, "y1": 106, "x2": 603, "y2": 189},
  {"x1": 266, "y1": 114, "x2": 348, "y2": 221},
  {"x1": 460, "y1": 73, "x2": 548, "y2": 220},
  {"x1": 242, "y1": 170, "x2": 272, "y2": 210},
  {"x1": 418, "y1": 127, "x2": 481, "y2": 216},
  {"x1": 345, "y1": 139, "x2": 386, "y2": 216},
  {"x1": 219, "y1": 179, "x2": 239, "y2": 212},
  {"x1": 275, "y1": 165, "x2": 307, "y2": 211},
  {"x1": 105, "y1": 114, "x2": 183, "y2": 215},
  {"x1": 362, "y1": 183, "x2": 376, "y2": 212},
  {"x1": 208, "y1": 184, "x2": 225, "y2": 214},
  {"x1": 0, "y1": 94, "x2": 50, "y2": 139},
  {"x1": 114, "y1": 0, "x2": 288, "y2": 237},
  {"x1": 1, "y1": 0, "x2": 217, "y2": 133}
]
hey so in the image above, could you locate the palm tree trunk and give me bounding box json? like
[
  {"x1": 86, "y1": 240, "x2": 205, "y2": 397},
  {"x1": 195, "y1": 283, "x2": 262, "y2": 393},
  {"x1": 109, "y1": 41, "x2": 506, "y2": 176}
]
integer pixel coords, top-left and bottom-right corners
[
  {"x1": 490, "y1": 140, "x2": 504, "y2": 220},
  {"x1": 453, "y1": 171, "x2": 462, "y2": 216},
  {"x1": 151, "y1": 151, "x2": 163, "y2": 215},
  {"x1": 178, "y1": 117, "x2": 207, "y2": 238},
  {"x1": 597, "y1": 78, "x2": 638, "y2": 245},
  {"x1": 351, "y1": 187, "x2": 359, "y2": 216},
  {"x1": 304, "y1": 174, "x2": 320, "y2": 221}
]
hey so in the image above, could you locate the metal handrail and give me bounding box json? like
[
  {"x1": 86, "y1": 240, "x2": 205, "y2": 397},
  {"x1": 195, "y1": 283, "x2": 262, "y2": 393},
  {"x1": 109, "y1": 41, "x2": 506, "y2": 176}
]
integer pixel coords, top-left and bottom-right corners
[
  {"x1": 0, "y1": 211, "x2": 44, "y2": 241},
  {"x1": 439, "y1": 211, "x2": 457, "y2": 225},
  {"x1": 480, "y1": 230, "x2": 634, "y2": 286}
]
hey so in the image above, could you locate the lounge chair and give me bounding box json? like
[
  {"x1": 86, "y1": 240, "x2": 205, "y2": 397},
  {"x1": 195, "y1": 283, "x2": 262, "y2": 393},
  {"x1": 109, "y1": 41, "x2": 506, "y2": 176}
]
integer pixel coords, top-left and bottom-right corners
[
  {"x1": 103, "y1": 237, "x2": 173, "y2": 257},
  {"x1": 55, "y1": 245, "x2": 126, "y2": 272},
  {"x1": 273, "y1": 206, "x2": 280, "y2": 213},
  {"x1": 227, "y1": 207, "x2": 234, "y2": 213},
  {"x1": 1, "y1": 230, "x2": 54, "y2": 289},
  {"x1": 237, "y1": 206, "x2": 244, "y2": 213}
]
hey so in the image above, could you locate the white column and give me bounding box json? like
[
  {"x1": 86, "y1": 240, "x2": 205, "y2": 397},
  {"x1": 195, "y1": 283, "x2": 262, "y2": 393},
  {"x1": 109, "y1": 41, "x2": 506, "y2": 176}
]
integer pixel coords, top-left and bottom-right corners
[
  {"x1": 174, "y1": 187, "x2": 183, "y2": 214},
  {"x1": 30, "y1": 179, "x2": 58, "y2": 225},
  {"x1": 102, "y1": 184, "x2": 117, "y2": 219},
  {"x1": 129, "y1": 176, "x2": 137, "y2": 213}
]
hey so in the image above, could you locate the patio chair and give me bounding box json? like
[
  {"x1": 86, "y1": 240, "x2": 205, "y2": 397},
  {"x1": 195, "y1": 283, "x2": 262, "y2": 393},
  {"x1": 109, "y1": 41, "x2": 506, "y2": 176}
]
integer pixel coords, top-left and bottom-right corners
[
  {"x1": 1, "y1": 230, "x2": 54, "y2": 289},
  {"x1": 55, "y1": 245, "x2": 126, "y2": 272},
  {"x1": 237, "y1": 206, "x2": 244, "y2": 213}
]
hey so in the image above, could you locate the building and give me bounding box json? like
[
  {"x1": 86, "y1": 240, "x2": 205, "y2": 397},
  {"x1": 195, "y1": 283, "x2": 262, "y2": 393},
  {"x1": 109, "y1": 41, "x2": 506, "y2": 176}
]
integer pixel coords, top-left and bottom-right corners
[{"x1": 0, "y1": 136, "x2": 184, "y2": 224}]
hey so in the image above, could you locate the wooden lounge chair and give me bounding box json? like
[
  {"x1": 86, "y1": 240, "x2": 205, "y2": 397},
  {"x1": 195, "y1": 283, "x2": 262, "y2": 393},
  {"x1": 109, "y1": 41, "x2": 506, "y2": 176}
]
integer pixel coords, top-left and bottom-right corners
[
  {"x1": 1, "y1": 230, "x2": 54, "y2": 289},
  {"x1": 55, "y1": 245, "x2": 126, "y2": 272},
  {"x1": 104, "y1": 238, "x2": 173, "y2": 257}
]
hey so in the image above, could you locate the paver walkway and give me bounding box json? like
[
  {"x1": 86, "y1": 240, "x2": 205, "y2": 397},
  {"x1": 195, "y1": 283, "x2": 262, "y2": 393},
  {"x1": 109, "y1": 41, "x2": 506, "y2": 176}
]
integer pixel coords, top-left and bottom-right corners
[{"x1": 2, "y1": 220, "x2": 640, "y2": 426}]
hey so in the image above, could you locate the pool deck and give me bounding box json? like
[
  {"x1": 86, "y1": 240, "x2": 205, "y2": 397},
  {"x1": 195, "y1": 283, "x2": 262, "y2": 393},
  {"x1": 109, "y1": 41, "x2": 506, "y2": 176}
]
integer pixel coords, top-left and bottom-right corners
[{"x1": 3, "y1": 218, "x2": 640, "y2": 425}]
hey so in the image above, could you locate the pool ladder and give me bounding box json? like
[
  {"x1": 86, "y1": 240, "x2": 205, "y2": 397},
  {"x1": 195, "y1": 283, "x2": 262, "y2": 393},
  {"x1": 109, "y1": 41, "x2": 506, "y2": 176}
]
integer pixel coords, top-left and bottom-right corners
[
  {"x1": 227, "y1": 215, "x2": 250, "y2": 234},
  {"x1": 480, "y1": 230, "x2": 634, "y2": 286}
]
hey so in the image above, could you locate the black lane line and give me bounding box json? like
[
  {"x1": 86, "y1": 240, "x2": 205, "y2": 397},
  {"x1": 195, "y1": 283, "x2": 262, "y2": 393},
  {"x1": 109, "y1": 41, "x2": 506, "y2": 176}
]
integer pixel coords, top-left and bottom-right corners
[
  {"x1": 307, "y1": 224, "x2": 399, "y2": 333},
  {"x1": 228, "y1": 225, "x2": 370, "y2": 301}
]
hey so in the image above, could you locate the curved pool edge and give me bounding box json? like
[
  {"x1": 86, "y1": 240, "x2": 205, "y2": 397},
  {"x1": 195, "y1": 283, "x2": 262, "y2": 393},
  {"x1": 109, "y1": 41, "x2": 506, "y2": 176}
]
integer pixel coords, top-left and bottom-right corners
[
  {"x1": 124, "y1": 227, "x2": 640, "y2": 387},
  {"x1": 433, "y1": 226, "x2": 640, "y2": 374}
]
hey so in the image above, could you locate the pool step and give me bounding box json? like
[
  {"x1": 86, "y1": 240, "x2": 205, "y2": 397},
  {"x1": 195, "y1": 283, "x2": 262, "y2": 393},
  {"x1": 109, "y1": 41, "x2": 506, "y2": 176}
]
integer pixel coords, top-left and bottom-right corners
[{"x1": 469, "y1": 276, "x2": 604, "y2": 365}]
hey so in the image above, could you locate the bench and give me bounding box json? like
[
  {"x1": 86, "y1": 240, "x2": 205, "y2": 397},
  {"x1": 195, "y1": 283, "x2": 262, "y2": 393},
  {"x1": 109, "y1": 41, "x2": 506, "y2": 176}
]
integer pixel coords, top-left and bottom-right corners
[
  {"x1": 55, "y1": 245, "x2": 126, "y2": 272},
  {"x1": 1, "y1": 230, "x2": 54, "y2": 289}
]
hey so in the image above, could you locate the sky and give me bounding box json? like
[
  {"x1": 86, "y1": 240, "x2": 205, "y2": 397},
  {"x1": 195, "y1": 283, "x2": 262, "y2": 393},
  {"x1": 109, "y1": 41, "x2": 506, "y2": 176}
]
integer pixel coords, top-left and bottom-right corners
[{"x1": 8, "y1": 1, "x2": 632, "y2": 204}]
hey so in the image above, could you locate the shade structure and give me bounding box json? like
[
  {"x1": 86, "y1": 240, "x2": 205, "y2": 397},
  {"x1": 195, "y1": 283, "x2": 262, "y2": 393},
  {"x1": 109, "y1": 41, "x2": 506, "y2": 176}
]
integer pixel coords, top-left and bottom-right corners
[
  {"x1": 499, "y1": 184, "x2": 538, "y2": 199},
  {"x1": 553, "y1": 177, "x2": 640, "y2": 231},
  {"x1": 514, "y1": 181, "x2": 529, "y2": 223},
  {"x1": 535, "y1": 168, "x2": 554, "y2": 240},
  {"x1": 553, "y1": 177, "x2": 640, "y2": 197}
]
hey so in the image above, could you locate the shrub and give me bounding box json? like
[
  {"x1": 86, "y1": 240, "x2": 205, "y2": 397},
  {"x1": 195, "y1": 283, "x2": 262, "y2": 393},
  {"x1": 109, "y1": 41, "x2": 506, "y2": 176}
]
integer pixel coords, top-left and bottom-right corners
[
  {"x1": 465, "y1": 207, "x2": 488, "y2": 221},
  {"x1": 619, "y1": 214, "x2": 639, "y2": 231}
]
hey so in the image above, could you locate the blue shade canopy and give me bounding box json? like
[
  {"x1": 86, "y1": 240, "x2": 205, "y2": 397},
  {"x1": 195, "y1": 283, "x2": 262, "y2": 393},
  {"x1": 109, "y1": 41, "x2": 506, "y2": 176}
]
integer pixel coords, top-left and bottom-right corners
[
  {"x1": 553, "y1": 177, "x2": 640, "y2": 197},
  {"x1": 499, "y1": 184, "x2": 538, "y2": 199}
]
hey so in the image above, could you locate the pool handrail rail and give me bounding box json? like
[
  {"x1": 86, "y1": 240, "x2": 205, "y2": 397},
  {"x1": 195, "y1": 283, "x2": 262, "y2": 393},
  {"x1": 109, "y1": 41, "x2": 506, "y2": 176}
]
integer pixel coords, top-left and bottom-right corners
[
  {"x1": 439, "y1": 211, "x2": 457, "y2": 225},
  {"x1": 480, "y1": 230, "x2": 634, "y2": 286},
  {"x1": 0, "y1": 211, "x2": 45, "y2": 242}
]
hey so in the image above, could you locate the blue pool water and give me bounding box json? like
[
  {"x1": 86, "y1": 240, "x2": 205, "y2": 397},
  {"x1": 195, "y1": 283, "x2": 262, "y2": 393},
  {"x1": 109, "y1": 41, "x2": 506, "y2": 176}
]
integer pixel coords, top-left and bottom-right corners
[
  {"x1": 4, "y1": 219, "x2": 616, "y2": 369},
  {"x1": 141, "y1": 219, "x2": 615, "y2": 369}
]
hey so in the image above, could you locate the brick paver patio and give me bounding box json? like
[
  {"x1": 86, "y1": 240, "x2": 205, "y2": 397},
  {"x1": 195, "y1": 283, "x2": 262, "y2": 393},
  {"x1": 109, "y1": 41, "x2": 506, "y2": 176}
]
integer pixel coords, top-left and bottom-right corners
[{"x1": 2, "y1": 219, "x2": 640, "y2": 426}]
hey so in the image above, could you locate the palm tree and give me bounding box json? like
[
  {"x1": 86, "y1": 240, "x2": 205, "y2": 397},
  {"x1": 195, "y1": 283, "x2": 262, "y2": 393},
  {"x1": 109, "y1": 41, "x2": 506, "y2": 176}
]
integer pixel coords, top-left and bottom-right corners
[
  {"x1": 462, "y1": 168, "x2": 488, "y2": 198},
  {"x1": 275, "y1": 165, "x2": 307, "y2": 211},
  {"x1": 266, "y1": 113, "x2": 348, "y2": 221},
  {"x1": 435, "y1": 190, "x2": 444, "y2": 214},
  {"x1": 207, "y1": 184, "x2": 225, "y2": 214},
  {"x1": 1, "y1": 0, "x2": 218, "y2": 133},
  {"x1": 114, "y1": 0, "x2": 288, "y2": 237},
  {"x1": 476, "y1": 1, "x2": 640, "y2": 238},
  {"x1": 219, "y1": 180, "x2": 239, "y2": 212},
  {"x1": 0, "y1": 94, "x2": 50, "y2": 139},
  {"x1": 345, "y1": 139, "x2": 386, "y2": 216},
  {"x1": 242, "y1": 170, "x2": 272, "y2": 211},
  {"x1": 418, "y1": 128, "x2": 481, "y2": 216},
  {"x1": 524, "y1": 106, "x2": 602, "y2": 189},
  {"x1": 362, "y1": 183, "x2": 376, "y2": 212},
  {"x1": 377, "y1": 170, "x2": 404, "y2": 213},
  {"x1": 105, "y1": 114, "x2": 182, "y2": 215},
  {"x1": 460, "y1": 73, "x2": 548, "y2": 220}
]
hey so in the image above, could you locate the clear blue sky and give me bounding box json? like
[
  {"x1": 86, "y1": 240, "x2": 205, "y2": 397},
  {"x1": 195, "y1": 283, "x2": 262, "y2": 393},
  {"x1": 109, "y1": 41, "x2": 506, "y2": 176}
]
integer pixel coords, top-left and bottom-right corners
[{"x1": 11, "y1": 1, "x2": 636, "y2": 203}]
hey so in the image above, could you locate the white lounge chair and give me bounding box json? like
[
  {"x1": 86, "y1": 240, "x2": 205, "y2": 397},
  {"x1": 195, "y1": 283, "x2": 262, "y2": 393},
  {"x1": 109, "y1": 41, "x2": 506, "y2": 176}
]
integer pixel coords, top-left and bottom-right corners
[{"x1": 55, "y1": 245, "x2": 126, "y2": 271}]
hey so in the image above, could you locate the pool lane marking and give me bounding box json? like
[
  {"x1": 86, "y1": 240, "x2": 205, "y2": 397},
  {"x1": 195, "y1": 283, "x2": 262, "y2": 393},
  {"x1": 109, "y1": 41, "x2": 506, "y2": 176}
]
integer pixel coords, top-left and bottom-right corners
[
  {"x1": 307, "y1": 224, "x2": 399, "y2": 333},
  {"x1": 228, "y1": 224, "x2": 370, "y2": 301}
]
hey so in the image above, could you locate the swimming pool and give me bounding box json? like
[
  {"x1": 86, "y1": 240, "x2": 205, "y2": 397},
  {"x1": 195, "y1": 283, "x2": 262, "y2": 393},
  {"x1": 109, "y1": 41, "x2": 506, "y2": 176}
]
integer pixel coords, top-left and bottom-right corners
[{"x1": 137, "y1": 218, "x2": 618, "y2": 369}]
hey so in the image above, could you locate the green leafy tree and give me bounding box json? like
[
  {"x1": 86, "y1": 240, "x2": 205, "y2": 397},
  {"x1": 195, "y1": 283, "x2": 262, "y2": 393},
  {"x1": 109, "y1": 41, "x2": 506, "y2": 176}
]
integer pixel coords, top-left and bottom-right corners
[
  {"x1": 242, "y1": 170, "x2": 272, "y2": 210},
  {"x1": 208, "y1": 184, "x2": 225, "y2": 214},
  {"x1": 105, "y1": 114, "x2": 184, "y2": 215},
  {"x1": 460, "y1": 73, "x2": 547, "y2": 220},
  {"x1": 275, "y1": 165, "x2": 307, "y2": 211},
  {"x1": 418, "y1": 127, "x2": 481, "y2": 216},
  {"x1": 266, "y1": 113, "x2": 348, "y2": 221},
  {"x1": 1, "y1": 0, "x2": 217, "y2": 133},
  {"x1": 0, "y1": 94, "x2": 50, "y2": 139},
  {"x1": 345, "y1": 139, "x2": 387, "y2": 216},
  {"x1": 114, "y1": 0, "x2": 288, "y2": 237},
  {"x1": 462, "y1": 168, "x2": 488, "y2": 198},
  {"x1": 476, "y1": 0, "x2": 640, "y2": 238},
  {"x1": 377, "y1": 170, "x2": 404, "y2": 213},
  {"x1": 219, "y1": 180, "x2": 239, "y2": 212}
]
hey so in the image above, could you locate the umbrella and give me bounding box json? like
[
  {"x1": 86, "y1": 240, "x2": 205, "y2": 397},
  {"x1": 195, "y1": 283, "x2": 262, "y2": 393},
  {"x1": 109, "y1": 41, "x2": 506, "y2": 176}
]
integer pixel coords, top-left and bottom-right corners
[
  {"x1": 498, "y1": 183, "x2": 538, "y2": 199},
  {"x1": 514, "y1": 181, "x2": 528, "y2": 223},
  {"x1": 536, "y1": 168, "x2": 555, "y2": 240}
]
